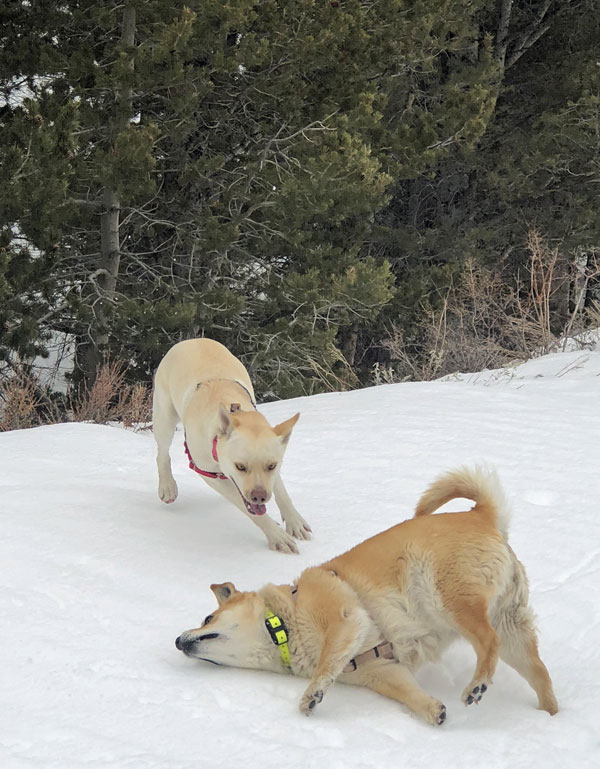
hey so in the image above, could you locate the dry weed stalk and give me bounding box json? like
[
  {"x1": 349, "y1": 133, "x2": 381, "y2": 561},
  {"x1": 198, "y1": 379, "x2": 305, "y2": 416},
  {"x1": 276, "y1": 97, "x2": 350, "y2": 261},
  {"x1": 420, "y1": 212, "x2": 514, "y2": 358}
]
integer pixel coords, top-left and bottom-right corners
[{"x1": 523, "y1": 229, "x2": 560, "y2": 351}]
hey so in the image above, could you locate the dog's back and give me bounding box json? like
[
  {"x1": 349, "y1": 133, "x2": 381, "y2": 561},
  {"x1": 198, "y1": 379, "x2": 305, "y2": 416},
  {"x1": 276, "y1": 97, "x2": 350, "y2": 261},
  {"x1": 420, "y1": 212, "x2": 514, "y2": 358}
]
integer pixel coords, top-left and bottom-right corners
[
  {"x1": 155, "y1": 338, "x2": 253, "y2": 417},
  {"x1": 326, "y1": 467, "x2": 510, "y2": 597},
  {"x1": 320, "y1": 467, "x2": 516, "y2": 670}
]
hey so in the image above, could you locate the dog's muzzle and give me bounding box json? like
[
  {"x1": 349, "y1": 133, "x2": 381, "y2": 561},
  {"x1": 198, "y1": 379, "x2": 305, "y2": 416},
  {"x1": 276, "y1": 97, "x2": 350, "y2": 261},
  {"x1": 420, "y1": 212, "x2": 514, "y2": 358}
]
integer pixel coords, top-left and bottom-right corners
[{"x1": 175, "y1": 632, "x2": 219, "y2": 655}]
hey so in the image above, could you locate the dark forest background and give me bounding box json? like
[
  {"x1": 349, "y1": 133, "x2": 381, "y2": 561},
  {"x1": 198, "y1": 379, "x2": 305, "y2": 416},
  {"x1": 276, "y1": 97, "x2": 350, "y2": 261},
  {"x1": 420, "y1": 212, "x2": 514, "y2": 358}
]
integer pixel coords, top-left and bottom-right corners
[{"x1": 1, "y1": 0, "x2": 599, "y2": 408}]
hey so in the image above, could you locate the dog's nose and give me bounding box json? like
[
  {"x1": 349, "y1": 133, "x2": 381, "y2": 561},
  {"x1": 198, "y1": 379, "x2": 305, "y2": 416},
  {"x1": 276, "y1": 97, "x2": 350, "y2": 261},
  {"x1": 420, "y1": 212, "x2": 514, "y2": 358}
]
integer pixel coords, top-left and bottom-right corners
[
  {"x1": 250, "y1": 487, "x2": 267, "y2": 504},
  {"x1": 175, "y1": 635, "x2": 182, "y2": 650}
]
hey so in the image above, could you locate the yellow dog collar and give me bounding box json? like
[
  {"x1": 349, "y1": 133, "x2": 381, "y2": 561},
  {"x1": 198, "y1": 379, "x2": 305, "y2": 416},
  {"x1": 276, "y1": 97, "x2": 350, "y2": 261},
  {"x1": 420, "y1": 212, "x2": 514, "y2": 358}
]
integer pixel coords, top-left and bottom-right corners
[{"x1": 265, "y1": 610, "x2": 291, "y2": 669}]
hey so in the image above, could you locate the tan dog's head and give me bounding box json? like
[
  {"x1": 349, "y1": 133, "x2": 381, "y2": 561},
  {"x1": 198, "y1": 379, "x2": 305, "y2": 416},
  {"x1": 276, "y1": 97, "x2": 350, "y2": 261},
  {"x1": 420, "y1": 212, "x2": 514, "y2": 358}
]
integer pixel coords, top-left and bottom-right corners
[
  {"x1": 175, "y1": 582, "x2": 271, "y2": 669},
  {"x1": 216, "y1": 408, "x2": 299, "y2": 516}
]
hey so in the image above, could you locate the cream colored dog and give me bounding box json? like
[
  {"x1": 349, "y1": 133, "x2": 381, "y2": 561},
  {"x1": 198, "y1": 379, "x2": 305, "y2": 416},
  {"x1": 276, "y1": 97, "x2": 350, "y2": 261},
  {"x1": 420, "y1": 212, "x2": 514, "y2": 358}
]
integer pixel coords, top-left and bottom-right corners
[
  {"x1": 152, "y1": 338, "x2": 311, "y2": 553},
  {"x1": 175, "y1": 466, "x2": 558, "y2": 724}
]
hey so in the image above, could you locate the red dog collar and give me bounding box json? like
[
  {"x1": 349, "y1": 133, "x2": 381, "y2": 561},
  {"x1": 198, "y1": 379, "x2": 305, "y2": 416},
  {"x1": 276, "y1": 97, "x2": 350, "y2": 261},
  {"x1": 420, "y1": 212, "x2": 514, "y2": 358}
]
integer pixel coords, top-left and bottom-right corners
[{"x1": 183, "y1": 437, "x2": 227, "y2": 480}]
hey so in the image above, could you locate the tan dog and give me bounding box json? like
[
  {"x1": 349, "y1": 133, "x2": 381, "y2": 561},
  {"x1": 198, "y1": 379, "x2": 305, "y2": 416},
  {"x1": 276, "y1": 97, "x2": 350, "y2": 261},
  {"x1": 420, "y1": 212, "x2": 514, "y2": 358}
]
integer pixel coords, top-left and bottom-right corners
[
  {"x1": 152, "y1": 338, "x2": 311, "y2": 553},
  {"x1": 175, "y1": 466, "x2": 558, "y2": 724}
]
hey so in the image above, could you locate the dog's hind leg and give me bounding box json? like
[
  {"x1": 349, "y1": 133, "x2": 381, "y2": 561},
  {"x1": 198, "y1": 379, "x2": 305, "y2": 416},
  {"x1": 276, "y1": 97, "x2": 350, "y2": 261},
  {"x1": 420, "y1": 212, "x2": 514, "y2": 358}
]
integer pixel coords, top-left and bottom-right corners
[
  {"x1": 362, "y1": 664, "x2": 447, "y2": 726},
  {"x1": 443, "y1": 594, "x2": 500, "y2": 707},
  {"x1": 493, "y1": 580, "x2": 558, "y2": 715},
  {"x1": 152, "y1": 386, "x2": 179, "y2": 504},
  {"x1": 273, "y1": 475, "x2": 311, "y2": 541},
  {"x1": 497, "y1": 618, "x2": 558, "y2": 714},
  {"x1": 492, "y1": 554, "x2": 558, "y2": 714}
]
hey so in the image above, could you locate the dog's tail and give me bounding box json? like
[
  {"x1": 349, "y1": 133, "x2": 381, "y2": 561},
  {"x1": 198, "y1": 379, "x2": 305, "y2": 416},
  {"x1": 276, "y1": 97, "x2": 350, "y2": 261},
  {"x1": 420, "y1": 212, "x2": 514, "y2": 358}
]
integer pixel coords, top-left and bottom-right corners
[{"x1": 414, "y1": 465, "x2": 511, "y2": 540}]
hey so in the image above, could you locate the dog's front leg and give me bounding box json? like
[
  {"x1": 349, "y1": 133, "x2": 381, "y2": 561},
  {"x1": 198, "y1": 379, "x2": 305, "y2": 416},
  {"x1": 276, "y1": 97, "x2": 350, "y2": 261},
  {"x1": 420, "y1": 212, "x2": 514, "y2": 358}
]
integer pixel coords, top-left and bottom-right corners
[
  {"x1": 273, "y1": 475, "x2": 311, "y2": 541},
  {"x1": 299, "y1": 610, "x2": 368, "y2": 715},
  {"x1": 299, "y1": 622, "x2": 364, "y2": 715}
]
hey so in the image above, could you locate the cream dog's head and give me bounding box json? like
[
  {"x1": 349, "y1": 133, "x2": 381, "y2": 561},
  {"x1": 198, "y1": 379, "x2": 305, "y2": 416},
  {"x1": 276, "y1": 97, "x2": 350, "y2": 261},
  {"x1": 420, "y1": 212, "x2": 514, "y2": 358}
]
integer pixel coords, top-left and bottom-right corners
[
  {"x1": 175, "y1": 582, "x2": 276, "y2": 670},
  {"x1": 216, "y1": 408, "x2": 299, "y2": 516}
]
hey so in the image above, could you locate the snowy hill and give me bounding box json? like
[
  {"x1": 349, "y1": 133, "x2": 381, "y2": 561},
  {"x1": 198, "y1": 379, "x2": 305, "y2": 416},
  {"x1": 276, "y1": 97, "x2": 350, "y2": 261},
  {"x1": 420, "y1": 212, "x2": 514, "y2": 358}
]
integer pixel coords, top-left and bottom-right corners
[{"x1": 2, "y1": 350, "x2": 599, "y2": 769}]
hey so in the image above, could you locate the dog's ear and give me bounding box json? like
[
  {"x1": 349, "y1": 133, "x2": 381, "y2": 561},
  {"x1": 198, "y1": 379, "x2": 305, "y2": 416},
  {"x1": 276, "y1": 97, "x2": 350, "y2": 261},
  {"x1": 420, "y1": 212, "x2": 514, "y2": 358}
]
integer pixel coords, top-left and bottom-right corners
[
  {"x1": 217, "y1": 405, "x2": 234, "y2": 437},
  {"x1": 273, "y1": 412, "x2": 300, "y2": 446},
  {"x1": 210, "y1": 582, "x2": 237, "y2": 606}
]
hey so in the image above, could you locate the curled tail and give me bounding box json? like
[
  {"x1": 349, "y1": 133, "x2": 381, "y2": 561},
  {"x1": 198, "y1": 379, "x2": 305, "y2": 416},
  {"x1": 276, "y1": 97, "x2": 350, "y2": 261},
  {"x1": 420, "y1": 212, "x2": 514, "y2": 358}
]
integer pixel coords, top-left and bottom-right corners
[{"x1": 414, "y1": 465, "x2": 511, "y2": 540}]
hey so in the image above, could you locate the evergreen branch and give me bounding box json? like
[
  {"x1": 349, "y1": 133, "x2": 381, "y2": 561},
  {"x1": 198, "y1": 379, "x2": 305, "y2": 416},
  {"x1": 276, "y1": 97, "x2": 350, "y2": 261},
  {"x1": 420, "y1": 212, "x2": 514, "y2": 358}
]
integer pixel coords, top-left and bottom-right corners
[
  {"x1": 63, "y1": 198, "x2": 103, "y2": 209},
  {"x1": 427, "y1": 134, "x2": 460, "y2": 151}
]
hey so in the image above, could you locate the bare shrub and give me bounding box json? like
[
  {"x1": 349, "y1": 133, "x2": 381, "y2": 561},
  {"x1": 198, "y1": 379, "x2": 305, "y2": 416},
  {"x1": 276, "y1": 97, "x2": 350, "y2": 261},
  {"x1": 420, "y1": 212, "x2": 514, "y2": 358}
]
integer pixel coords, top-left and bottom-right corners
[
  {"x1": 0, "y1": 368, "x2": 42, "y2": 431},
  {"x1": 71, "y1": 359, "x2": 128, "y2": 424},
  {"x1": 0, "y1": 365, "x2": 62, "y2": 431},
  {"x1": 71, "y1": 359, "x2": 152, "y2": 429},
  {"x1": 511, "y1": 231, "x2": 600, "y2": 354},
  {"x1": 381, "y1": 262, "x2": 531, "y2": 382},
  {"x1": 380, "y1": 230, "x2": 600, "y2": 382},
  {"x1": 0, "y1": 358, "x2": 153, "y2": 432},
  {"x1": 519, "y1": 229, "x2": 559, "y2": 351},
  {"x1": 119, "y1": 383, "x2": 153, "y2": 430}
]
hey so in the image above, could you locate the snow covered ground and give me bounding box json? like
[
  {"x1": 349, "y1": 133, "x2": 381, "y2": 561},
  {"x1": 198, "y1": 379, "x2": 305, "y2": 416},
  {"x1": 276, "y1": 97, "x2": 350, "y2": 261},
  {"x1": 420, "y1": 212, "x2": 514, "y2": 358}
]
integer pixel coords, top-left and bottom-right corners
[{"x1": 2, "y1": 349, "x2": 599, "y2": 768}]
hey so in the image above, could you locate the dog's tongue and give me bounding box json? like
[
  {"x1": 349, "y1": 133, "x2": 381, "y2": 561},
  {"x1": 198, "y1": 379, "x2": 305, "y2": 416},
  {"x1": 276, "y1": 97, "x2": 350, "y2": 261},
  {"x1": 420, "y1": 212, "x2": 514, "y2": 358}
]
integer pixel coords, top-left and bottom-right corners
[{"x1": 249, "y1": 502, "x2": 267, "y2": 516}]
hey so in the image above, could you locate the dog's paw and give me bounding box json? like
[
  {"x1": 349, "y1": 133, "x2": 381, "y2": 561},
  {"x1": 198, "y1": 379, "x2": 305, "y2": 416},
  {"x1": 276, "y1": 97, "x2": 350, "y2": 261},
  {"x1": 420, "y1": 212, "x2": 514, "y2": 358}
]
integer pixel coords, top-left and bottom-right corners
[
  {"x1": 158, "y1": 477, "x2": 178, "y2": 504},
  {"x1": 539, "y1": 692, "x2": 559, "y2": 716},
  {"x1": 299, "y1": 689, "x2": 323, "y2": 716},
  {"x1": 284, "y1": 511, "x2": 312, "y2": 541},
  {"x1": 462, "y1": 680, "x2": 489, "y2": 706},
  {"x1": 427, "y1": 701, "x2": 447, "y2": 726},
  {"x1": 268, "y1": 531, "x2": 299, "y2": 555}
]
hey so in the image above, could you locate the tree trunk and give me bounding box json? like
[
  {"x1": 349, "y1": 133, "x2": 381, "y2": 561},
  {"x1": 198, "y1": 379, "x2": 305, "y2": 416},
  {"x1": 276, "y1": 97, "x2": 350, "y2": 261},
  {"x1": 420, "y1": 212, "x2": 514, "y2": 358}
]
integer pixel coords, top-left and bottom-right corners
[{"x1": 84, "y1": 4, "x2": 136, "y2": 386}]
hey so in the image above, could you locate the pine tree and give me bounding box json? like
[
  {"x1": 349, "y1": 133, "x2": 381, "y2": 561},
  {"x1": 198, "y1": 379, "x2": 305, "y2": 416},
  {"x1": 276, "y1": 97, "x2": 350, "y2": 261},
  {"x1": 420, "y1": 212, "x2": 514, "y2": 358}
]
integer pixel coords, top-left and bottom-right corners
[
  {"x1": 368, "y1": 0, "x2": 598, "y2": 375},
  {"x1": 3, "y1": 1, "x2": 594, "y2": 395},
  {"x1": 2, "y1": 1, "x2": 397, "y2": 393}
]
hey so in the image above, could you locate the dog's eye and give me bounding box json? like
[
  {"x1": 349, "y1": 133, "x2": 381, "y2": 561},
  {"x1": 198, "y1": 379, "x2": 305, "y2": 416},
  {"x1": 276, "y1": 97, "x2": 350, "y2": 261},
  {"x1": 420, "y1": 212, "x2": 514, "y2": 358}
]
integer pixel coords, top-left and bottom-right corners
[
  {"x1": 235, "y1": 463, "x2": 247, "y2": 472},
  {"x1": 203, "y1": 614, "x2": 214, "y2": 625},
  {"x1": 267, "y1": 463, "x2": 277, "y2": 471}
]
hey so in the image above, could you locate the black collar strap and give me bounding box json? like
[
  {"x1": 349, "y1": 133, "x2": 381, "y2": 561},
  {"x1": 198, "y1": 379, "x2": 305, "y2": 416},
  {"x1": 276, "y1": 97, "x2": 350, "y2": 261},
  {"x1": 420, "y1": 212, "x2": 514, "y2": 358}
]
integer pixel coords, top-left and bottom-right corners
[
  {"x1": 195, "y1": 378, "x2": 257, "y2": 410},
  {"x1": 344, "y1": 641, "x2": 395, "y2": 672},
  {"x1": 233, "y1": 380, "x2": 257, "y2": 410}
]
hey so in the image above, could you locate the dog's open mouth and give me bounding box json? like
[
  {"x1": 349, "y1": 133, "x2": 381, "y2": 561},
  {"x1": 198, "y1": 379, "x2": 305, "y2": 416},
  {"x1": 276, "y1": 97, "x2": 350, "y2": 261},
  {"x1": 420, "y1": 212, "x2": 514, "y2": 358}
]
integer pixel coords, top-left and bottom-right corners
[
  {"x1": 244, "y1": 499, "x2": 266, "y2": 516},
  {"x1": 229, "y1": 476, "x2": 267, "y2": 516}
]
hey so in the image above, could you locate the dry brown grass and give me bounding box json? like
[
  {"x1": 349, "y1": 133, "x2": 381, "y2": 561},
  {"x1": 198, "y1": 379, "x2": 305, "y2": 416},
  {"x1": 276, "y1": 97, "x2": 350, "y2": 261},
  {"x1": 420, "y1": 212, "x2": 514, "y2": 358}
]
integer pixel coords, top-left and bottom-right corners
[
  {"x1": 71, "y1": 359, "x2": 128, "y2": 423},
  {"x1": 72, "y1": 359, "x2": 152, "y2": 429},
  {"x1": 0, "y1": 359, "x2": 152, "y2": 432},
  {"x1": 119, "y1": 383, "x2": 153, "y2": 430},
  {"x1": 0, "y1": 368, "x2": 44, "y2": 431}
]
